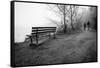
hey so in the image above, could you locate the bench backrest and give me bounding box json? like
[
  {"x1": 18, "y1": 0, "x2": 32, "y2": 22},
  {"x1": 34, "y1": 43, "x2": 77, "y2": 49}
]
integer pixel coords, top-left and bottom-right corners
[{"x1": 31, "y1": 27, "x2": 56, "y2": 36}]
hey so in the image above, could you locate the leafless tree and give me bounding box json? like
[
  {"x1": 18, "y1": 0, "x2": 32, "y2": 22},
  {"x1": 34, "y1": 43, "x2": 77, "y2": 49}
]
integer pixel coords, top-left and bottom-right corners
[
  {"x1": 70, "y1": 5, "x2": 79, "y2": 30},
  {"x1": 48, "y1": 4, "x2": 79, "y2": 33}
]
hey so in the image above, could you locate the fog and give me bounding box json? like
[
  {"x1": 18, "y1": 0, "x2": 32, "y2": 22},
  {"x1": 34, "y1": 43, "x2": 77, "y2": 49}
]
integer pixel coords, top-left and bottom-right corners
[
  {"x1": 15, "y1": 2, "x2": 94, "y2": 42},
  {"x1": 15, "y1": 2, "x2": 60, "y2": 42}
]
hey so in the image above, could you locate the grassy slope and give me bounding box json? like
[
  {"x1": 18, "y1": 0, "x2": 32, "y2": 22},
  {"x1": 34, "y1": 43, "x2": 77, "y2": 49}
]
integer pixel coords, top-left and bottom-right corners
[{"x1": 14, "y1": 31, "x2": 97, "y2": 66}]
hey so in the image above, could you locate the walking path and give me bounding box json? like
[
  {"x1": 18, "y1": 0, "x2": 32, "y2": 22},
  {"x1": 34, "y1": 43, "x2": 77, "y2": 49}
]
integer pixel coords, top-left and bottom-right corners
[{"x1": 15, "y1": 31, "x2": 97, "y2": 66}]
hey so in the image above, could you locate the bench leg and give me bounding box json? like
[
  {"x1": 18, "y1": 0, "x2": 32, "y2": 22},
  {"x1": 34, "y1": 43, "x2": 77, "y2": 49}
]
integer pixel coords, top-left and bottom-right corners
[
  {"x1": 36, "y1": 33, "x2": 38, "y2": 46},
  {"x1": 29, "y1": 37, "x2": 34, "y2": 46},
  {"x1": 53, "y1": 33, "x2": 56, "y2": 39},
  {"x1": 49, "y1": 33, "x2": 51, "y2": 38},
  {"x1": 30, "y1": 37, "x2": 32, "y2": 44}
]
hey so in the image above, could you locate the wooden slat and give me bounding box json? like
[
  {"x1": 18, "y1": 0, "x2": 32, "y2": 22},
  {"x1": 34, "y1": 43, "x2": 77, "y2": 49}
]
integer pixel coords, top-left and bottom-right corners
[
  {"x1": 32, "y1": 30, "x2": 56, "y2": 34},
  {"x1": 32, "y1": 28, "x2": 56, "y2": 30},
  {"x1": 32, "y1": 28, "x2": 56, "y2": 31},
  {"x1": 32, "y1": 27, "x2": 56, "y2": 29},
  {"x1": 32, "y1": 29, "x2": 56, "y2": 33},
  {"x1": 32, "y1": 32, "x2": 49, "y2": 36}
]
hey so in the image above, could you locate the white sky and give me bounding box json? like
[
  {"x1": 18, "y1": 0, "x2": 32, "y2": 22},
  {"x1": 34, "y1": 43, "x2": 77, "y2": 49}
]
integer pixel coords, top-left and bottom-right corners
[
  {"x1": 15, "y1": 2, "x2": 91, "y2": 42},
  {"x1": 15, "y1": 2, "x2": 60, "y2": 42}
]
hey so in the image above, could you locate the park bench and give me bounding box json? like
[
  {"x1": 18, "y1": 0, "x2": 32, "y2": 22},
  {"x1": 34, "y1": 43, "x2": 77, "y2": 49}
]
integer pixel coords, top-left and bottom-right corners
[{"x1": 26, "y1": 27, "x2": 56, "y2": 46}]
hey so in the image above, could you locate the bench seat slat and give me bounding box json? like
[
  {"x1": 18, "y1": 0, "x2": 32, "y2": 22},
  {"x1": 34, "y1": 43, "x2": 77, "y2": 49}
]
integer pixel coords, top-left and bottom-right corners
[
  {"x1": 32, "y1": 27, "x2": 56, "y2": 29},
  {"x1": 32, "y1": 28, "x2": 56, "y2": 31},
  {"x1": 32, "y1": 30, "x2": 56, "y2": 33},
  {"x1": 31, "y1": 31, "x2": 55, "y2": 35}
]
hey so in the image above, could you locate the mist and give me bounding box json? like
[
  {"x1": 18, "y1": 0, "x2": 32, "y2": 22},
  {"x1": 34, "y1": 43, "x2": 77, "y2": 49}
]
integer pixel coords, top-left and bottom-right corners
[
  {"x1": 15, "y1": 2, "x2": 59, "y2": 42},
  {"x1": 15, "y1": 2, "x2": 96, "y2": 42}
]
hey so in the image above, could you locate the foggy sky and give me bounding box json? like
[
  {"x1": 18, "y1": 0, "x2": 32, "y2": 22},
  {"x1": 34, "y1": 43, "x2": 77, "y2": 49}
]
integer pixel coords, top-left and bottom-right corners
[{"x1": 15, "y1": 2, "x2": 95, "y2": 42}]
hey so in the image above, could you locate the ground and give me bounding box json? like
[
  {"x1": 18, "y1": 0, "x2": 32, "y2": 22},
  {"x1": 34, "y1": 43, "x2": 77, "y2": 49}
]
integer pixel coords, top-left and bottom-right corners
[{"x1": 14, "y1": 30, "x2": 97, "y2": 66}]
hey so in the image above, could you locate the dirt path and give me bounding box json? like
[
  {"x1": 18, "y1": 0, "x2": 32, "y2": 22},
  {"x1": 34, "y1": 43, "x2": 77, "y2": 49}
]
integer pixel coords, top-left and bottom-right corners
[{"x1": 15, "y1": 31, "x2": 97, "y2": 66}]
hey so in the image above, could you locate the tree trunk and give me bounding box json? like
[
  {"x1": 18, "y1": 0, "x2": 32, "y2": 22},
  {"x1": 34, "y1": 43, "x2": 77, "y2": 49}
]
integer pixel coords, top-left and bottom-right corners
[
  {"x1": 70, "y1": 5, "x2": 74, "y2": 31},
  {"x1": 63, "y1": 5, "x2": 67, "y2": 33}
]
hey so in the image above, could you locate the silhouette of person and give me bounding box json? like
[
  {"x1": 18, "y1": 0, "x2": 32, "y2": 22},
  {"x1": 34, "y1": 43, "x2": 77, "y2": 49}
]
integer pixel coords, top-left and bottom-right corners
[
  {"x1": 84, "y1": 23, "x2": 86, "y2": 31},
  {"x1": 87, "y1": 21, "x2": 90, "y2": 30}
]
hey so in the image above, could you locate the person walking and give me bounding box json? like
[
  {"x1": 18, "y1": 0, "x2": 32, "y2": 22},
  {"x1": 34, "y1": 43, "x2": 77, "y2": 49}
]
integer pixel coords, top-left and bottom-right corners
[
  {"x1": 87, "y1": 21, "x2": 90, "y2": 30},
  {"x1": 84, "y1": 23, "x2": 86, "y2": 31}
]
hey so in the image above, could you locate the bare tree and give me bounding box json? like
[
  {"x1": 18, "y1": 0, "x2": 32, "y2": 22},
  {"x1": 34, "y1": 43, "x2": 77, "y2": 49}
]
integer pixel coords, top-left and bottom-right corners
[
  {"x1": 69, "y1": 5, "x2": 79, "y2": 30},
  {"x1": 57, "y1": 5, "x2": 67, "y2": 33},
  {"x1": 48, "y1": 4, "x2": 79, "y2": 33}
]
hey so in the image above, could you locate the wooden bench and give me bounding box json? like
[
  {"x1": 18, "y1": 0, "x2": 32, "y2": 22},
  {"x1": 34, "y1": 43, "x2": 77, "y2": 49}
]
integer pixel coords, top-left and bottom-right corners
[{"x1": 26, "y1": 27, "x2": 56, "y2": 46}]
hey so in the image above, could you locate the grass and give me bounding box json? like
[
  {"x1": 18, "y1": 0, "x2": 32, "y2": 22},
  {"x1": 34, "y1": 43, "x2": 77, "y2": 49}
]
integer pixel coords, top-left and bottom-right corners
[{"x1": 14, "y1": 30, "x2": 97, "y2": 66}]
